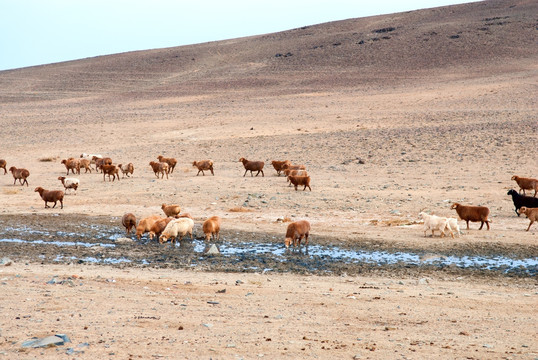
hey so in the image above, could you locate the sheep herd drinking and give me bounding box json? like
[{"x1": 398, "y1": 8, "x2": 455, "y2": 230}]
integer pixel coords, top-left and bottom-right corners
[{"x1": 1, "y1": 153, "x2": 537, "y2": 249}]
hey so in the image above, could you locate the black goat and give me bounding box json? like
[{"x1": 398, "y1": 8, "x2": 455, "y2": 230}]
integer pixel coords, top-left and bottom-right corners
[{"x1": 507, "y1": 189, "x2": 538, "y2": 216}]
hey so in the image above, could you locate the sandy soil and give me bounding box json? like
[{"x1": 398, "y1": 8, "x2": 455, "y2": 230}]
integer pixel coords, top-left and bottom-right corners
[
  {"x1": 0, "y1": 0, "x2": 537, "y2": 358},
  {"x1": 1, "y1": 263, "x2": 536, "y2": 359}
]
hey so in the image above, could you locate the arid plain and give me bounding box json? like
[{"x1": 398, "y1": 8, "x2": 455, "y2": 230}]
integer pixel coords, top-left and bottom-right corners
[{"x1": 0, "y1": 0, "x2": 537, "y2": 358}]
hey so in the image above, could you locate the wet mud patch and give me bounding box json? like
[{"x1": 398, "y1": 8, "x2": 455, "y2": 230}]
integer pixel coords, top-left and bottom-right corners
[{"x1": 0, "y1": 214, "x2": 536, "y2": 278}]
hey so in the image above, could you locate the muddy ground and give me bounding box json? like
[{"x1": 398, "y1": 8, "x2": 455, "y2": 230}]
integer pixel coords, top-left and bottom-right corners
[{"x1": 1, "y1": 214, "x2": 536, "y2": 279}]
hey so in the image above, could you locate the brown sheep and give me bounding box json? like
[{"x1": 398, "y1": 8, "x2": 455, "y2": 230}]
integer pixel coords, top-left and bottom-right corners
[
  {"x1": 61, "y1": 158, "x2": 80, "y2": 175},
  {"x1": 239, "y1": 157, "x2": 264, "y2": 177},
  {"x1": 517, "y1": 207, "x2": 538, "y2": 231},
  {"x1": 450, "y1": 203, "x2": 490, "y2": 230},
  {"x1": 271, "y1": 160, "x2": 291, "y2": 176},
  {"x1": 135, "y1": 215, "x2": 162, "y2": 240},
  {"x1": 101, "y1": 164, "x2": 120, "y2": 182},
  {"x1": 149, "y1": 161, "x2": 169, "y2": 179},
  {"x1": 511, "y1": 176, "x2": 538, "y2": 197},
  {"x1": 121, "y1": 213, "x2": 137, "y2": 236},
  {"x1": 288, "y1": 175, "x2": 312, "y2": 191},
  {"x1": 284, "y1": 220, "x2": 311, "y2": 248},
  {"x1": 9, "y1": 166, "x2": 30, "y2": 186},
  {"x1": 281, "y1": 163, "x2": 306, "y2": 171},
  {"x1": 79, "y1": 158, "x2": 92, "y2": 173},
  {"x1": 202, "y1": 216, "x2": 221, "y2": 241},
  {"x1": 94, "y1": 156, "x2": 112, "y2": 173},
  {"x1": 192, "y1": 160, "x2": 214, "y2": 176},
  {"x1": 34, "y1": 187, "x2": 64, "y2": 209},
  {"x1": 161, "y1": 203, "x2": 181, "y2": 218},
  {"x1": 149, "y1": 217, "x2": 174, "y2": 240},
  {"x1": 285, "y1": 169, "x2": 308, "y2": 186},
  {"x1": 118, "y1": 163, "x2": 135, "y2": 178},
  {"x1": 157, "y1": 155, "x2": 177, "y2": 173},
  {"x1": 0, "y1": 159, "x2": 7, "y2": 174}
]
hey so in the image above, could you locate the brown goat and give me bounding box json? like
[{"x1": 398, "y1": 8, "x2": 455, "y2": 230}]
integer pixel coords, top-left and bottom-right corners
[
  {"x1": 517, "y1": 206, "x2": 538, "y2": 231},
  {"x1": 34, "y1": 187, "x2": 64, "y2": 209},
  {"x1": 121, "y1": 213, "x2": 137, "y2": 236},
  {"x1": 149, "y1": 161, "x2": 169, "y2": 179},
  {"x1": 511, "y1": 176, "x2": 538, "y2": 197},
  {"x1": 118, "y1": 163, "x2": 135, "y2": 178},
  {"x1": 157, "y1": 155, "x2": 177, "y2": 173},
  {"x1": 271, "y1": 160, "x2": 291, "y2": 176},
  {"x1": 101, "y1": 164, "x2": 120, "y2": 182},
  {"x1": 79, "y1": 158, "x2": 92, "y2": 173},
  {"x1": 9, "y1": 166, "x2": 30, "y2": 186},
  {"x1": 61, "y1": 158, "x2": 80, "y2": 175},
  {"x1": 149, "y1": 217, "x2": 174, "y2": 240},
  {"x1": 284, "y1": 220, "x2": 311, "y2": 248},
  {"x1": 202, "y1": 216, "x2": 221, "y2": 241},
  {"x1": 192, "y1": 160, "x2": 214, "y2": 176},
  {"x1": 0, "y1": 159, "x2": 7, "y2": 174},
  {"x1": 239, "y1": 157, "x2": 264, "y2": 177},
  {"x1": 161, "y1": 203, "x2": 181, "y2": 218},
  {"x1": 288, "y1": 175, "x2": 312, "y2": 191},
  {"x1": 135, "y1": 215, "x2": 162, "y2": 240},
  {"x1": 451, "y1": 203, "x2": 490, "y2": 230}
]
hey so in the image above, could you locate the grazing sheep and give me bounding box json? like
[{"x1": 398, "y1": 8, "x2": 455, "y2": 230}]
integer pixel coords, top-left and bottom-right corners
[
  {"x1": 101, "y1": 164, "x2": 120, "y2": 182},
  {"x1": 9, "y1": 166, "x2": 30, "y2": 186},
  {"x1": 34, "y1": 187, "x2": 64, "y2": 209},
  {"x1": 149, "y1": 217, "x2": 174, "y2": 240},
  {"x1": 271, "y1": 160, "x2": 291, "y2": 176},
  {"x1": 135, "y1": 215, "x2": 162, "y2": 240},
  {"x1": 511, "y1": 176, "x2": 538, "y2": 197},
  {"x1": 288, "y1": 175, "x2": 312, "y2": 191},
  {"x1": 202, "y1": 216, "x2": 221, "y2": 241},
  {"x1": 80, "y1": 153, "x2": 102, "y2": 165},
  {"x1": 418, "y1": 212, "x2": 454, "y2": 238},
  {"x1": 284, "y1": 220, "x2": 311, "y2": 248},
  {"x1": 159, "y1": 218, "x2": 195, "y2": 244},
  {"x1": 517, "y1": 206, "x2": 538, "y2": 231},
  {"x1": 79, "y1": 158, "x2": 92, "y2": 173},
  {"x1": 0, "y1": 159, "x2": 6, "y2": 174},
  {"x1": 94, "y1": 157, "x2": 112, "y2": 173},
  {"x1": 161, "y1": 203, "x2": 181, "y2": 218},
  {"x1": 61, "y1": 158, "x2": 80, "y2": 175},
  {"x1": 149, "y1": 161, "x2": 169, "y2": 179},
  {"x1": 451, "y1": 203, "x2": 490, "y2": 230},
  {"x1": 118, "y1": 163, "x2": 134, "y2": 178},
  {"x1": 281, "y1": 163, "x2": 307, "y2": 172},
  {"x1": 284, "y1": 169, "x2": 308, "y2": 186},
  {"x1": 239, "y1": 157, "x2": 264, "y2": 177},
  {"x1": 57, "y1": 176, "x2": 79, "y2": 195},
  {"x1": 507, "y1": 189, "x2": 538, "y2": 216},
  {"x1": 121, "y1": 213, "x2": 137, "y2": 236},
  {"x1": 192, "y1": 160, "x2": 214, "y2": 176},
  {"x1": 157, "y1": 155, "x2": 177, "y2": 173}
]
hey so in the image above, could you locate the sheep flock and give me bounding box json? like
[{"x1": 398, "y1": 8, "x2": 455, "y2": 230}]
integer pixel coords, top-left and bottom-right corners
[{"x1": 1, "y1": 154, "x2": 537, "y2": 248}]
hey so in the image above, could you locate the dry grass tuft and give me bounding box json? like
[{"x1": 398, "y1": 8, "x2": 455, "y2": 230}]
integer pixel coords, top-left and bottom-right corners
[
  {"x1": 3, "y1": 188, "x2": 21, "y2": 195},
  {"x1": 39, "y1": 156, "x2": 59, "y2": 162}
]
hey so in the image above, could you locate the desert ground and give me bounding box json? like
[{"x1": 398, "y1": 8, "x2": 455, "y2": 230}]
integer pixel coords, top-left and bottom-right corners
[{"x1": 0, "y1": 0, "x2": 537, "y2": 358}]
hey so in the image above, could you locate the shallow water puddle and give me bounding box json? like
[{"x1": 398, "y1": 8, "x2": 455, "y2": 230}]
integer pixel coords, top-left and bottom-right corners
[{"x1": 1, "y1": 237, "x2": 536, "y2": 275}]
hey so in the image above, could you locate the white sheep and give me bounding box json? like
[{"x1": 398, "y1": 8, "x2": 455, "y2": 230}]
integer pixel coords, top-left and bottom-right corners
[
  {"x1": 159, "y1": 218, "x2": 195, "y2": 244},
  {"x1": 446, "y1": 217, "x2": 461, "y2": 237},
  {"x1": 418, "y1": 212, "x2": 454, "y2": 238},
  {"x1": 57, "y1": 176, "x2": 80, "y2": 195}
]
